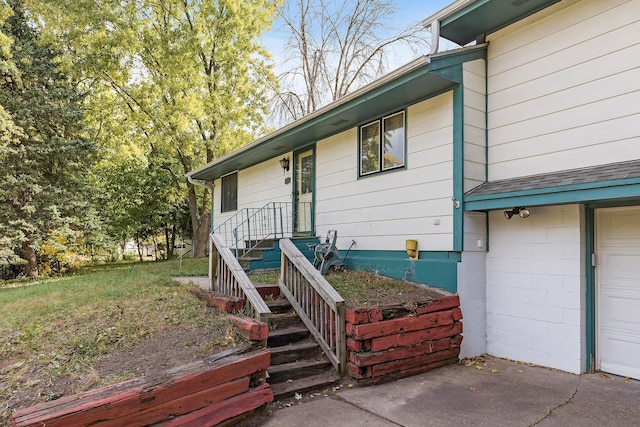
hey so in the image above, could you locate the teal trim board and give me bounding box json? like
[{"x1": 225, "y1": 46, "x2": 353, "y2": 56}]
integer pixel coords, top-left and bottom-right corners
[
  {"x1": 585, "y1": 206, "x2": 595, "y2": 373},
  {"x1": 344, "y1": 250, "x2": 460, "y2": 293},
  {"x1": 465, "y1": 179, "x2": 640, "y2": 211},
  {"x1": 452, "y1": 83, "x2": 464, "y2": 252}
]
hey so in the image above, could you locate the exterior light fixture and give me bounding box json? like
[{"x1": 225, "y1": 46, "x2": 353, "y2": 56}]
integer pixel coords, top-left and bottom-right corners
[
  {"x1": 504, "y1": 207, "x2": 530, "y2": 220},
  {"x1": 279, "y1": 157, "x2": 290, "y2": 172}
]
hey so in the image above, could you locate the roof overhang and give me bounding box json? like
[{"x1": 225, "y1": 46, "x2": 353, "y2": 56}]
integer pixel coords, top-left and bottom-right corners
[
  {"x1": 423, "y1": 0, "x2": 562, "y2": 46},
  {"x1": 464, "y1": 160, "x2": 640, "y2": 211},
  {"x1": 189, "y1": 45, "x2": 487, "y2": 182}
]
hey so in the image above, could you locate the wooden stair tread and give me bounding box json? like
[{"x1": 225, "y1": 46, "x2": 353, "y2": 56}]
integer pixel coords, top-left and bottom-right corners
[
  {"x1": 267, "y1": 326, "x2": 309, "y2": 347},
  {"x1": 269, "y1": 371, "x2": 341, "y2": 399},
  {"x1": 269, "y1": 312, "x2": 303, "y2": 328},
  {"x1": 269, "y1": 340, "x2": 321, "y2": 365},
  {"x1": 265, "y1": 298, "x2": 292, "y2": 313},
  {"x1": 267, "y1": 358, "x2": 331, "y2": 373}
]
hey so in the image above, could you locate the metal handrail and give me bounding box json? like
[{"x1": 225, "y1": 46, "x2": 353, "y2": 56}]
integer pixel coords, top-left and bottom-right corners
[
  {"x1": 278, "y1": 238, "x2": 346, "y2": 375},
  {"x1": 209, "y1": 233, "x2": 272, "y2": 323},
  {"x1": 213, "y1": 202, "x2": 311, "y2": 258}
]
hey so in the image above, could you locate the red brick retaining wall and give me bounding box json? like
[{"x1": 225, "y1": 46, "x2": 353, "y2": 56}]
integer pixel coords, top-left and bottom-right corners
[{"x1": 345, "y1": 295, "x2": 463, "y2": 384}]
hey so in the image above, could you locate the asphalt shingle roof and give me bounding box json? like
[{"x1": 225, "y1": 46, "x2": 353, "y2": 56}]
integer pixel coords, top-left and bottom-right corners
[{"x1": 465, "y1": 160, "x2": 640, "y2": 197}]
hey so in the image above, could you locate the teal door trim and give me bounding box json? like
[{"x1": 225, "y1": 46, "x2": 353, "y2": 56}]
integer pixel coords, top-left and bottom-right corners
[
  {"x1": 452, "y1": 83, "x2": 464, "y2": 252},
  {"x1": 585, "y1": 206, "x2": 595, "y2": 372}
]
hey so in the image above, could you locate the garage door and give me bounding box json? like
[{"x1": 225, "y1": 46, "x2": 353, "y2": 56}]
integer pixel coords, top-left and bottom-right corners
[{"x1": 596, "y1": 207, "x2": 640, "y2": 380}]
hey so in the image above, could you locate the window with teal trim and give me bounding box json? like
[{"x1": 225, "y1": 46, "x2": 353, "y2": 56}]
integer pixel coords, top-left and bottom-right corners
[
  {"x1": 359, "y1": 111, "x2": 405, "y2": 176},
  {"x1": 221, "y1": 172, "x2": 237, "y2": 213}
]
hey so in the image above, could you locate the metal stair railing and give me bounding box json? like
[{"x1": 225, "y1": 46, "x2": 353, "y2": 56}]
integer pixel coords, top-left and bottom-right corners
[
  {"x1": 213, "y1": 202, "x2": 311, "y2": 259},
  {"x1": 278, "y1": 238, "x2": 346, "y2": 376},
  {"x1": 209, "y1": 233, "x2": 272, "y2": 323}
]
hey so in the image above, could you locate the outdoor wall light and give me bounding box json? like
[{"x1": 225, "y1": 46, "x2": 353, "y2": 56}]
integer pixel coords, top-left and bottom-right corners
[
  {"x1": 504, "y1": 207, "x2": 530, "y2": 220},
  {"x1": 279, "y1": 156, "x2": 290, "y2": 172}
]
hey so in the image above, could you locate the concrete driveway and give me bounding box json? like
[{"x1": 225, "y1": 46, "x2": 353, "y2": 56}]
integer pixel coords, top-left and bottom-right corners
[{"x1": 258, "y1": 355, "x2": 640, "y2": 426}]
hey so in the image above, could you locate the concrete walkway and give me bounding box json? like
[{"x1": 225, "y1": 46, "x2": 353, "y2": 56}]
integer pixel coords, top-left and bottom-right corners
[
  {"x1": 258, "y1": 356, "x2": 640, "y2": 427},
  {"x1": 172, "y1": 276, "x2": 210, "y2": 289}
]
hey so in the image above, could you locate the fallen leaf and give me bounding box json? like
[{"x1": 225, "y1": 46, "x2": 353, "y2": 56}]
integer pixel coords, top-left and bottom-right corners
[
  {"x1": 600, "y1": 374, "x2": 610, "y2": 379},
  {"x1": 286, "y1": 379, "x2": 293, "y2": 383},
  {"x1": 347, "y1": 383, "x2": 353, "y2": 388},
  {"x1": 475, "y1": 365, "x2": 483, "y2": 370},
  {"x1": 489, "y1": 368, "x2": 498, "y2": 373},
  {"x1": 470, "y1": 387, "x2": 476, "y2": 391},
  {"x1": 294, "y1": 393, "x2": 303, "y2": 400},
  {"x1": 517, "y1": 369, "x2": 523, "y2": 373}
]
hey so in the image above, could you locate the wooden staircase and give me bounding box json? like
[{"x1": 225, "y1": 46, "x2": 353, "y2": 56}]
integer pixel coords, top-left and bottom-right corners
[{"x1": 255, "y1": 284, "x2": 341, "y2": 399}]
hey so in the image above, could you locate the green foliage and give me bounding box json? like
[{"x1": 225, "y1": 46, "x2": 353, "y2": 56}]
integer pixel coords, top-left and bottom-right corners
[
  {"x1": 28, "y1": 0, "x2": 282, "y2": 257},
  {"x1": 0, "y1": 0, "x2": 99, "y2": 277}
]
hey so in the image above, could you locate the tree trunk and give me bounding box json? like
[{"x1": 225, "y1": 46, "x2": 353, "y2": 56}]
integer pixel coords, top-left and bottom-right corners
[
  {"x1": 192, "y1": 213, "x2": 210, "y2": 258},
  {"x1": 22, "y1": 240, "x2": 39, "y2": 278},
  {"x1": 136, "y1": 234, "x2": 143, "y2": 262},
  {"x1": 186, "y1": 181, "x2": 210, "y2": 258}
]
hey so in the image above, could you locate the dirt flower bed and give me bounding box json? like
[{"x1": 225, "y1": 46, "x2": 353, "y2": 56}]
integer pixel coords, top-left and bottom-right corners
[{"x1": 250, "y1": 269, "x2": 447, "y2": 308}]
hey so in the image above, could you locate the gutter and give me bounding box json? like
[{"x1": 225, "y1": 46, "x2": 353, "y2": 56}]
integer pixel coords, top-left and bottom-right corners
[
  {"x1": 187, "y1": 174, "x2": 213, "y2": 190},
  {"x1": 422, "y1": 0, "x2": 479, "y2": 54}
]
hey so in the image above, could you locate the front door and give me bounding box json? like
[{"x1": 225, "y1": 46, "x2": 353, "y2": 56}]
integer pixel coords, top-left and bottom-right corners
[
  {"x1": 596, "y1": 206, "x2": 640, "y2": 380},
  {"x1": 294, "y1": 149, "x2": 314, "y2": 234}
]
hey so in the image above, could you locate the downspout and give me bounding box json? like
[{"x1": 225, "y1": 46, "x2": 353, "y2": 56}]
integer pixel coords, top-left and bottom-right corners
[{"x1": 428, "y1": 20, "x2": 441, "y2": 55}]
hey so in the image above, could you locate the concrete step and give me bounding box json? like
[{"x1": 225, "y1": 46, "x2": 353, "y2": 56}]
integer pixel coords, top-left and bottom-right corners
[{"x1": 269, "y1": 340, "x2": 322, "y2": 365}]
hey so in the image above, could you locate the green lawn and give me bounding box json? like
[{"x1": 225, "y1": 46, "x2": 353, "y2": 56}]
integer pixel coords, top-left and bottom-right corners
[{"x1": 0, "y1": 259, "x2": 231, "y2": 424}]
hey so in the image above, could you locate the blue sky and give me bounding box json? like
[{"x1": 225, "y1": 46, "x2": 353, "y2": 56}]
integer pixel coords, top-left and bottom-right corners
[{"x1": 263, "y1": 0, "x2": 456, "y2": 73}]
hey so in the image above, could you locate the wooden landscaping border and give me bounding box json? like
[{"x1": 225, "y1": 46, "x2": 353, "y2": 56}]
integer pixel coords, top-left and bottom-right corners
[
  {"x1": 11, "y1": 346, "x2": 272, "y2": 427},
  {"x1": 345, "y1": 295, "x2": 463, "y2": 385}
]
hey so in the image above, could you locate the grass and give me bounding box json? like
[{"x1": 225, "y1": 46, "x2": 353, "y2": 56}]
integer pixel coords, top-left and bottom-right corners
[{"x1": 0, "y1": 258, "x2": 231, "y2": 424}]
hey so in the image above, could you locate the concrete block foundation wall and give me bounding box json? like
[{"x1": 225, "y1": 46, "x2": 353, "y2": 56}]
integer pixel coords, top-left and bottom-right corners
[{"x1": 485, "y1": 205, "x2": 586, "y2": 373}]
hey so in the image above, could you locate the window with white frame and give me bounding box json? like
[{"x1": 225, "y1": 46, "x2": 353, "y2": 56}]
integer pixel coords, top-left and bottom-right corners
[{"x1": 359, "y1": 111, "x2": 405, "y2": 176}]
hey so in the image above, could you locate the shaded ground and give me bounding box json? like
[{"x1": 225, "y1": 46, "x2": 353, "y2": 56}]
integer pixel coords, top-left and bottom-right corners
[{"x1": 1, "y1": 326, "x2": 229, "y2": 423}]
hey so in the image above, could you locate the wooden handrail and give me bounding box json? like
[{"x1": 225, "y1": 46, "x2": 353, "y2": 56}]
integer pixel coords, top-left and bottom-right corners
[
  {"x1": 278, "y1": 238, "x2": 346, "y2": 375},
  {"x1": 209, "y1": 233, "x2": 271, "y2": 323}
]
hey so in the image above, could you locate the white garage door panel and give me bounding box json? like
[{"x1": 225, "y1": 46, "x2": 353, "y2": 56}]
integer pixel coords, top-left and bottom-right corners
[
  {"x1": 596, "y1": 207, "x2": 640, "y2": 380},
  {"x1": 600, "y1": 335, "x2": 640, "y2": 379},
  {"x1": 599, "y1": 293, "x2": 640, "y2": 328}
]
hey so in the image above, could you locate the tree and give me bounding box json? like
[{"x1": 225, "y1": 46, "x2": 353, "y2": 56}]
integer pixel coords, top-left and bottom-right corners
[
  {"x1": 0, "y1": 0, "x2": 96, "y2": 277},
  {"x1": 29, "y1": 0, "x2": 280, "y2": 258},
  {"x1": 273, "y1": 0, "x2": 428, "y2": 124}
]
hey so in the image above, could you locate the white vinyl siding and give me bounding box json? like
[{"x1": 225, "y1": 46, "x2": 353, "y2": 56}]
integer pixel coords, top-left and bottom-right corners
[
  {"x1": 213, "y1": 156, "x2": 293, "y2": 227},
  {"x1": 315, "y1": 93, "x2": 454, "y2": 251},
  {"x1": 486, "y1": 0, "x2": 640, "y2": 180},
  {"x1": 463, "y1": 59, "x2": 487, "y2": 192}
]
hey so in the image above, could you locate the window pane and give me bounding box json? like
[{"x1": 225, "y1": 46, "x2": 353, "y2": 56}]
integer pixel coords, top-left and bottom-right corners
[
  {"x1": 301, "y1": 155, "x2": 313, "y2": 194},
  {"x1": 383, "y1": 112, "x2": 405, "y2": 170},
  {"x1": 221, "y1": 172, "x2": 237, "y2": 213},
  {"x1": 360, "y1": 121, "x2": 380, "y2": 175}
]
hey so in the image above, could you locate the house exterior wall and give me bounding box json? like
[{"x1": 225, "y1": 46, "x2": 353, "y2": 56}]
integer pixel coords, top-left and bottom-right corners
[
  {"x1": 458, "y1": 211, "x2": 488, "y2": 357},
  {"x1": 485, "y1": 205, "x2": 587, "y2": 373},
  {"x1": 463, "y1": 59, "x2": 487, "y2": 193},
  {"x1": 315, "y1": 92, "x2": 455, "y2": 252},
  {"x1": 486, "y1": 0, "x2": 640, "y2": 181},
  {"x1": 213, "y1": 155, "x2": 293, "y2": 227}
]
